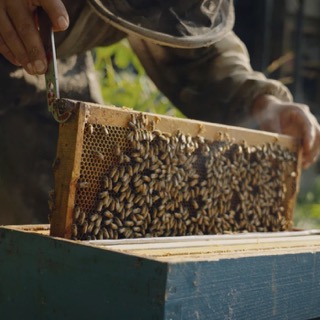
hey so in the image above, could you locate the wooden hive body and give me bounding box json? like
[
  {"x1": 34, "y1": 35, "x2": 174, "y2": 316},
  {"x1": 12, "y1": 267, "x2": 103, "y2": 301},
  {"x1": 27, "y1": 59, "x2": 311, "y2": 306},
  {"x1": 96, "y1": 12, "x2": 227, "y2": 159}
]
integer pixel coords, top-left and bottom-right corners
[
  {"x1": 50, "y1": 99, "x2": 301, "y2": 240},
  {"x1": 1, "y1": 225, "x2": 320, "y2": 319}
]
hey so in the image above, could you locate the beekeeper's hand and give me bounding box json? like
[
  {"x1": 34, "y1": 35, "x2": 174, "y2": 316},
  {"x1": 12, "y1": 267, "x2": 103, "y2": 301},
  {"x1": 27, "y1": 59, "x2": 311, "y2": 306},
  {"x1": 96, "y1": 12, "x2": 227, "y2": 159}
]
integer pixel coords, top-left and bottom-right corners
[
  {"x1": 252, "y1": 94, "x2": 320, "y2": 169},
  {"x1": 0, "y1": 0, "x2": 68, "y2": 74}
]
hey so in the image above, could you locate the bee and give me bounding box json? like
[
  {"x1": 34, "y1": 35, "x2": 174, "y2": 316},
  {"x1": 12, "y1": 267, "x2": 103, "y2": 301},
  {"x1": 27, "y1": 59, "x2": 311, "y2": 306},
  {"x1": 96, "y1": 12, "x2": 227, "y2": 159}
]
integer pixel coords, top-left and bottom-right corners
[
  {"x1": 111, "y1": 223, "x2": 118, "y2": 230},
  {"x1": 79, "y1": 181, "x2": 90, "y2": 189},
  {"x1": 88, "y1": 124, "x2": 94, "y2": 134},
  {"x1": 74, "y1": 206, "x2": 81, "y2": 220},
  {"x1": 97, "y1": 230, "x2": 104, "y2": 240},
  {"x1": 90, "y1": 213, "x2": 99, "y2": 222},
  {"x1": 102, "y1": 228, "x2": 110, "y2": 239},
  {"x1": 149, "y1": 120, "x2": 155, "y2": 131},
  {"x1": 99, "y1": 191, "x2": 109, "y2": 199},
  {"x1": 87, "y1": 222, "x2": 95, "y2": 233},
  {"x1": 192, "y1": 200, "x2": 199, "y2": 210},
  {"x1": 78, "y1": 212, "x2": 86, "y2": 226},
  {"x1": 124, "y1": 229, "x2": 133, "y2": 238},
  {"x1": 110, "y1": 167, "x2": 118, "y2": 179},
  {"x1": 119, "y1": 192, "x2": 127, "y2": 203},
  {"x1": 93, "y1": 150, "x2": 105, "y2": 161},
  {"x1": 125, "y1": 221, "x2": 134, "y2": 227},
  {"x1": 114, "y1": 217, "x2": 123, "y2": 227},
  {"x1": 189, "y1": 179, "x2": 198, "y2": 187},
  {"x1": 174, "y1": 213, "x2": 182, "y2": 219},
  {"x1": 142, "y1": 175, "x2": 151, "y2": 183},
  {"x1": 115, "y1": 200, "x2": 122, "y2": 212},
  {"x1": 103, "y1": 196, "x2": 112, "y2": 208},
  {"x1": 104, "y1": 219, "x2": 113, "y2": 226},
  {"x1": 113, "y1": 182, "x2": 122, "y2": 193},
  {"x1": 81, "y1": 221, "x2": 88, "y2": 234},
  {"x1": 93, "y1": 227, "x2": 100, "y2": 236},
  {"x1": 95, "y1": 216, "x2": 103, "y2": 228},
  {"x1": 127, "y1": 131, "x2": 135, "y2": 142},
  {"x1": 96, "y1": 201, "x2": 104, "y2": 212},
  {"x1": 103, "y1": 126, "x2": 109, "y2": 136},
  {"x1": 71, "y1": 224, "x2": 78, "y2": 237},
  {"x1": 121, "y1": 154, "x2": 131, "y2": 164},
  {"x1": 109, "y1": 228, "x2": 114, "y2": 239},
  {"x1": 115, "y1": 146, "x2": 122, "y2": 157},
  {"x1": 112, "y1": 170, "x2": 120, "y2": 183}
]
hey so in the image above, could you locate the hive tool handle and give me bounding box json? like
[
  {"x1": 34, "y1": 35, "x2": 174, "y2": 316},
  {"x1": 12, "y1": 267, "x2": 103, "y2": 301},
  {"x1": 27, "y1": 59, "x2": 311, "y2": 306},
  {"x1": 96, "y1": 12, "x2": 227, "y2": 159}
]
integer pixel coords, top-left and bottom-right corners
[{"x1": 38, "y1": 8, "x2": 73, "y2": 123}]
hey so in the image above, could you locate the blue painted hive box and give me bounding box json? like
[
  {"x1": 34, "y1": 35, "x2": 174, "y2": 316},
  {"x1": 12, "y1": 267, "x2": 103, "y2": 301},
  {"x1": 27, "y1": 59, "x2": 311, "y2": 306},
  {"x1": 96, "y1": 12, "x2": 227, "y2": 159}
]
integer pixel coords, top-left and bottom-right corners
[{"x1": 1, "y1": 225, "x2": 320, "y2": 319}]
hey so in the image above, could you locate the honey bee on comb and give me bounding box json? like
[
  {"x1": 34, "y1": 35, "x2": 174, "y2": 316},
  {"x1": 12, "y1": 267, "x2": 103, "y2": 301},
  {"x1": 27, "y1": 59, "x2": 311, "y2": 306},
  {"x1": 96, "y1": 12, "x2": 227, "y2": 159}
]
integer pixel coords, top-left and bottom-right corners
[{"x1": 67, "y1": 111, "x2": 297, "y2": 241}]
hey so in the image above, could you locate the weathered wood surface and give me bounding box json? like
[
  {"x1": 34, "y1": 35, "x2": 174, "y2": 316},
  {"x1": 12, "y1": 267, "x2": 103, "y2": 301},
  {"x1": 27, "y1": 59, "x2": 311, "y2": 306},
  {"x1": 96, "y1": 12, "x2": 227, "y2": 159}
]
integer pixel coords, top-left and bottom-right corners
[
  {"x1": 92, "y1": 231, "x2": 320, "y2": 262},
  {"x1": 1, "y1": 226, "x2": 320, "y2": 319},
  {"x1": 0, "y1": 226, "x2": 167, "y2": 320},
  {"x1": 50, "y1": 101, "x2": 86, "y2": 238},
  {"x1": 164, "y1": 253, "x2": 320, "y2": 319}
]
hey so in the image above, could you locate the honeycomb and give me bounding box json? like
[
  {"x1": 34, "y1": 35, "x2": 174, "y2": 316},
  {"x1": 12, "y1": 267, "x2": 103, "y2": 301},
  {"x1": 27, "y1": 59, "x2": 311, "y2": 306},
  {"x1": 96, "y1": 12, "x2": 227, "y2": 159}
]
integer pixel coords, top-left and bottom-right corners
[
  {"x1": 76, "y1": 124, "x2": 130, "y2": 214},
  {"x1": 69, "y1": 112, "x2": 298, "y2": 240}
]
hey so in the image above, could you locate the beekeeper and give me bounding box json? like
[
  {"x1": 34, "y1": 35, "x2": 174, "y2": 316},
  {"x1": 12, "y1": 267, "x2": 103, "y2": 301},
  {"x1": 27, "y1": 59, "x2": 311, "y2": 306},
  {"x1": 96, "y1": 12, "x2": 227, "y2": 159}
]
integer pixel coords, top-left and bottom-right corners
[{"x1": 0, "y1": 0, "x2": 319, "y2": 223}]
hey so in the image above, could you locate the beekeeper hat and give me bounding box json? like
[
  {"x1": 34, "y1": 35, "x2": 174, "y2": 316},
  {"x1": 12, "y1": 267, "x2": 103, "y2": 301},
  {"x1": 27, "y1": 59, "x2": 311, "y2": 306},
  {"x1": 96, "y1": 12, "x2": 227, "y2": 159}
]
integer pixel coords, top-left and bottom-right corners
[{"x1": 88, "y1": 0, "x2": 234, "y2": 48}]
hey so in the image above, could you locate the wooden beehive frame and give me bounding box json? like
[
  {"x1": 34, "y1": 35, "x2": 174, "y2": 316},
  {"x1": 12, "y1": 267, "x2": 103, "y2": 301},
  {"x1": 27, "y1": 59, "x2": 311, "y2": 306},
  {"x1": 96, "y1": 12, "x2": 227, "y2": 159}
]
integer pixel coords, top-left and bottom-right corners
[{"x1": 50, "y1": 98, "x2": 301, "y2": 239}]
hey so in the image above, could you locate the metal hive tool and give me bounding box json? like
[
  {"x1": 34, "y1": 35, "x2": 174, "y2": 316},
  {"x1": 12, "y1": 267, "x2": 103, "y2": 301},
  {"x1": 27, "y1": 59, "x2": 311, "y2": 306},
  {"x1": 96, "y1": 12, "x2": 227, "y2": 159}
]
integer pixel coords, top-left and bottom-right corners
[{"x1": 50, "y1": 99, "x2": 301, "y2": 240}]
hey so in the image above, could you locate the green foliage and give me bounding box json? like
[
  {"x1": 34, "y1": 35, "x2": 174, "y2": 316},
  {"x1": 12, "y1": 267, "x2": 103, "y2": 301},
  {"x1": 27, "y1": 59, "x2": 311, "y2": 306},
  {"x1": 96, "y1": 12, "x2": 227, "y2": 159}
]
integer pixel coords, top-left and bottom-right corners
[
  {"x1": 295, "y1": 175, "x2": 320, "y2": 229},
  {"x1": 94, "y1": 40, "x2": 185, "y2": 117}
]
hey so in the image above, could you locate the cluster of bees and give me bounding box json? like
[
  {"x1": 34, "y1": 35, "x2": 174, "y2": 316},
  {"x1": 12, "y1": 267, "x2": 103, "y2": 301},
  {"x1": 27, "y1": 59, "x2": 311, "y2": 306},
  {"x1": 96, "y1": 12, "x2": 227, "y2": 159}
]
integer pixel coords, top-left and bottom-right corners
[{"x1": 71, "y1": 113, "x2": 297, "y2": 240}]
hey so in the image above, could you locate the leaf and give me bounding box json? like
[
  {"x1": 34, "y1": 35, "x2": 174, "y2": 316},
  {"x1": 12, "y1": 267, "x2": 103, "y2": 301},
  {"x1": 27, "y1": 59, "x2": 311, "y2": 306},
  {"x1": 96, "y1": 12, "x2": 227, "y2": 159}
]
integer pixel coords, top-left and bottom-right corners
[{"x1": 94, "y1": 40, "x2": 185, "y2": 114}]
